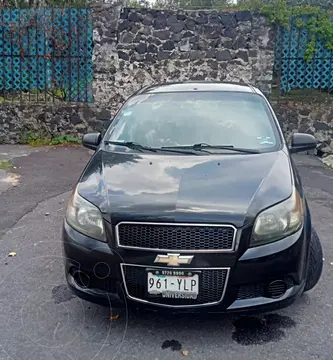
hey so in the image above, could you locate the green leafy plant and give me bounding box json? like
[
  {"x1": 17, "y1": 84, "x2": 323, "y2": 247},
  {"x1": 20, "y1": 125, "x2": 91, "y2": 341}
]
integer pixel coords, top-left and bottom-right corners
[
  {"x1": 0, "y1": 160, "x2": 13, "y2": 169},
  {"x1": 50, "y1": 135, "x2": 82, "y2": 145},
  {"x1": 19, "y1": 130, "x2": 47, "y2": 146},
  {"x1": 19, "y1": 130, "x2": 81, "y2": 147},
  {"x1": 240, "y1": 0, "x2": 333, "y2": 62}
]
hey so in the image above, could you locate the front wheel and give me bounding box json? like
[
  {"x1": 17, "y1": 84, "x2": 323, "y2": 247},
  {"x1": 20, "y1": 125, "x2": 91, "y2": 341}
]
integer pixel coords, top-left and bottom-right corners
[{"x1": 304, "y1": 228, "x2": 323, "y2": 292}]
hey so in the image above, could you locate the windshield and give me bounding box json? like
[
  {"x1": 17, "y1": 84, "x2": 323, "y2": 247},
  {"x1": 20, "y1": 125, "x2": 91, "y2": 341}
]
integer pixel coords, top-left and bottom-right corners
[{"x1": 105, "y1": 91, "x2": 280, "y2": 153}]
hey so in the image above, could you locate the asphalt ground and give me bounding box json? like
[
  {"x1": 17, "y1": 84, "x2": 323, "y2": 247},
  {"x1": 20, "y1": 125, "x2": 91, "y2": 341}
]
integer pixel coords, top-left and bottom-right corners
[{"x1": 0, "y1": 145, "x2": 333, "y2": 360}]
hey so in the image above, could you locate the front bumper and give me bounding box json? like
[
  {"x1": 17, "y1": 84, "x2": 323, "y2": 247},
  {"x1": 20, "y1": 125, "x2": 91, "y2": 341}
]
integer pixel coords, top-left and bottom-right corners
[{"x1": 62, "y1": 221, "x2": 309, "y2": 314}]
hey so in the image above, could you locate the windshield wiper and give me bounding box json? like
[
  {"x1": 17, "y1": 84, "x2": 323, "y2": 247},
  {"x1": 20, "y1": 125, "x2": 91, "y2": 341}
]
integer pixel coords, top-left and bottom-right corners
[
  {"x1": 193, "y1": 143, "x2": 260, "y2": 154},
  {"x1": 105, "y1": 140, "x2": 200, "y2": 155},
  {"x1": 104, "y1": 140, "x2": 157, "y2": 153},
  {"x1": 162, "y1": 143, "x2": 260, "y2": 154},
  {"x1": 157, "y1": 148, "x2": 200, "y2": 155}
]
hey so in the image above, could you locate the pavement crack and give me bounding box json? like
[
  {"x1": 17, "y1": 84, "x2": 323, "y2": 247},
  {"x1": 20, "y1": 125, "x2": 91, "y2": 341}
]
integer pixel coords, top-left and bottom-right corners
[
  {"x1": 0, "y1": 190, "x2": 70, "y2": 241},
  {"x1": 53, "y1": 321, "x2": 61, "y2": 341}
]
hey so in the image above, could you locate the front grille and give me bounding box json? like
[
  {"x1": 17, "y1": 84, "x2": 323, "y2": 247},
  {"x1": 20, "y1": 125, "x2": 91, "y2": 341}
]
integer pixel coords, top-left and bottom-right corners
[
  {"x1": 121, "y1": 264, "x2": 229, "y2": 307},
  {"x1": 116, "y1": 222, "x2": 236, "y2": 252}
]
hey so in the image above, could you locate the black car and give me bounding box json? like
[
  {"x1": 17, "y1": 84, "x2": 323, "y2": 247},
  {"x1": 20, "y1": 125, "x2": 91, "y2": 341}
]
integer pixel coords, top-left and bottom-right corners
[{"x1": 62, "y1": 81, "x2": 323, "y2": 313}]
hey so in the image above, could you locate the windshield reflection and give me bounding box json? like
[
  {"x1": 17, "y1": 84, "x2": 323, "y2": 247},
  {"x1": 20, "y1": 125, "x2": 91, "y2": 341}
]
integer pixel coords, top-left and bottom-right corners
[{"x1": 104, "y1": 91, "x2": 279, "y2": 153}]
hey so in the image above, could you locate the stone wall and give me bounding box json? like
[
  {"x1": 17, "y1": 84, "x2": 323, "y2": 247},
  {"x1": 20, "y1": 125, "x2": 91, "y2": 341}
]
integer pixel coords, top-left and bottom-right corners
[
  {"x1": 93, "y1": 7, "x2": 275, "y2": 107},
  {"x1": 273, "y1": 101, "x2": 333, "y2": 156},
  {"x1": 0, "y1": 104, "x2": 113, "y2": 144}
]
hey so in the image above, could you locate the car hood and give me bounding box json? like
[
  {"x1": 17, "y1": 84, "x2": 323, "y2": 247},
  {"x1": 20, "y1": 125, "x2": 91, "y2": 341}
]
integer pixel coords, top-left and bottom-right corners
[{"x1": 77, "y1": 149, "x2": 293, "y2": 228}]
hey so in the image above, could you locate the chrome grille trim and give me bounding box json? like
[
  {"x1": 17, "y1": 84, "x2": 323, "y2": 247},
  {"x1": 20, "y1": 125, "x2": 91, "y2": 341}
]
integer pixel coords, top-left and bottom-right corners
[
  {"x1": 120, "y1": 263, "x2": 230, "y2": 308},
  {"x1": 115, "y1": 221, "x2": 237, "y2": 253}
]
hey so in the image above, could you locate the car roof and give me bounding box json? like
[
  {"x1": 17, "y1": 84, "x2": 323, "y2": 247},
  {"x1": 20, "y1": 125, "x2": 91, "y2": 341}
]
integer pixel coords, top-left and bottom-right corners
[{"x1": 136, "y1": 81, "x2": 262, "y2": 95}]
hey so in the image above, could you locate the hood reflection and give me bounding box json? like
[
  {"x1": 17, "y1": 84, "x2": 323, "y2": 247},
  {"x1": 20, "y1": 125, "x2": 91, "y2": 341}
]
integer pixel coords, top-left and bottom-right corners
[{"x1": 77, "y1": 150, "x2": 292, "y2": 227}]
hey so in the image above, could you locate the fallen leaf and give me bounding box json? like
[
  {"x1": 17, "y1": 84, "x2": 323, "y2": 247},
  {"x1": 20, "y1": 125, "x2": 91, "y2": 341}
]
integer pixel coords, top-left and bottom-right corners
[
  {"x1": 8, "y1": 252, "x2": 16, "y2": 257},
  {"x1": 182, "y1": 349, "x2": 189, "y2": 356},
  {"x1": 110, "y1": 313, "x2": 120, "y2": 320}
]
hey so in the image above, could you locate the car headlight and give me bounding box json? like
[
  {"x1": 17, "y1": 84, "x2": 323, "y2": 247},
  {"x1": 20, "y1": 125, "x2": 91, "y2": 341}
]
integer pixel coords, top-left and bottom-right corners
[
  {"x1": 66, "y1": 187, "x2": 106, "y2": 242},
  {"x1": 251, "y1": 187, "x2": 303, "y2": 247}
]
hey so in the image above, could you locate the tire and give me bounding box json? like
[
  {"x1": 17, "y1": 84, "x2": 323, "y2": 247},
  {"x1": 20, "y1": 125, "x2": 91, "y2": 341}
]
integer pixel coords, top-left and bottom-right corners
[{"x1": 304, "y1": 228, "x2": 323, "y2": 292}]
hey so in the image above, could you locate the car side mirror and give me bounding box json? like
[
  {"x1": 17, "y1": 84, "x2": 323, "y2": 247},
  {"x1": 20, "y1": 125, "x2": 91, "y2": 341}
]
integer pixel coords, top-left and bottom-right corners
[
  {"x1": 82, "y1": 132, "x2": 102, "y2": 151},
  {"x1": 289, "y1": 133, "x2": 317, "y2": 154}
]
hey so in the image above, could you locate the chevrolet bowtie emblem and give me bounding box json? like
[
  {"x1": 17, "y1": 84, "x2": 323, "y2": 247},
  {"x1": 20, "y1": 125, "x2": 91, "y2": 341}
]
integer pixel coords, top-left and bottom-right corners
[{"x1": 154, "y1": 253, "x2": 194, "y2": 266}]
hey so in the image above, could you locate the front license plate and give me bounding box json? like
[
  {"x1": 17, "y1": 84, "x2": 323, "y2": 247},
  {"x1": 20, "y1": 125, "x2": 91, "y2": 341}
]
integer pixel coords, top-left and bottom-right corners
[{"x1": 147, "y1": 270, "x2": 199, "y2": 299}]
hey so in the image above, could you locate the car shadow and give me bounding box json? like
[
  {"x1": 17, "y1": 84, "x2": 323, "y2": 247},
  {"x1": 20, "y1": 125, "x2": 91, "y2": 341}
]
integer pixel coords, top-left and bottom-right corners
[{"x1": 81, "y1": 294, "x2": 308, "y2": 348}]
